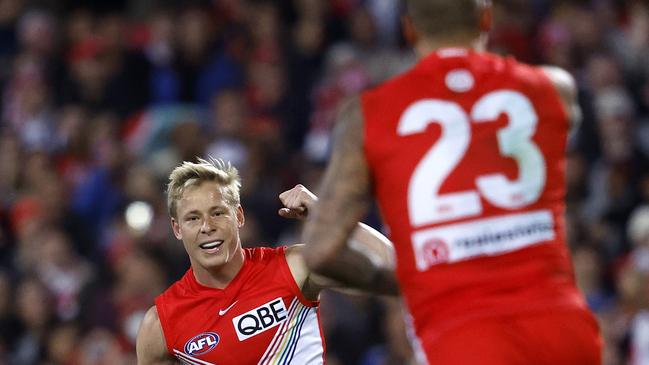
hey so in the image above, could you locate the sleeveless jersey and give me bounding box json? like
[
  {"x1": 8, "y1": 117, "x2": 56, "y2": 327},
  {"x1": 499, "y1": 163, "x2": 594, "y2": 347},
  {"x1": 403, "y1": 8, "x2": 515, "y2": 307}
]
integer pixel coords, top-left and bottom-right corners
[
  {"x1": 362, "y1": 49, "x2": 588, "y2": 344},
  {"x1": 155, "y1": 246, "x2": 325, "y2": 365}
]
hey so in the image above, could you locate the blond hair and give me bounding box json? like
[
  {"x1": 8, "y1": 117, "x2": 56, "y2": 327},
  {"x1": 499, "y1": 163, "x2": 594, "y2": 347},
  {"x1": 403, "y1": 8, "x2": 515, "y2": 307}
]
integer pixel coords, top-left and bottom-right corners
[{"x1": 167, "y1": 157, "x2": 241, "y2": 218}]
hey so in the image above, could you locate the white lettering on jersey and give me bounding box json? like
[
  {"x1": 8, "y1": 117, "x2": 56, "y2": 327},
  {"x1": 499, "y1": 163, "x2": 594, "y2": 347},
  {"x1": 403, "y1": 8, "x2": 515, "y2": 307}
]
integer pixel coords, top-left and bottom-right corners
[
  {"x1": 398, "y1": 90, "x2": 551, "y2": 269},
  {"x1": 437, "y1": 48, "x2": 468, "y2": 58},
  {"x1": 412, "y1": 210, "x2": 555, "y2": 271},
  {"x1": 398, "y1": 99, "x2": 482, "y2": 226},
  {"x1": 233, "y1": 298, "x2": 288, "y2": 341},
  {"x1": 398, "y1": 89, "x2": 546, "y2": 228}
]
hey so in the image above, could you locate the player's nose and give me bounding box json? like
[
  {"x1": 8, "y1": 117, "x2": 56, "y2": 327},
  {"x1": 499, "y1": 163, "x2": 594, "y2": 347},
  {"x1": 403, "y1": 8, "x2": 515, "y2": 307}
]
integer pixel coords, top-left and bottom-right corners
[{"x1": 200, "y1": 218, "x2": 217, "y2": 234}]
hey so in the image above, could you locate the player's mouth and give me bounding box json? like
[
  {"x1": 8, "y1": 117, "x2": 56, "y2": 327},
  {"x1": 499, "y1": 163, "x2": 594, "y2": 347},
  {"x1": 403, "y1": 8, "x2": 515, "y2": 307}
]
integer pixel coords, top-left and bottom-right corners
[{"x1": 199, "y1": 240, "x2": 224, "y2": 254}]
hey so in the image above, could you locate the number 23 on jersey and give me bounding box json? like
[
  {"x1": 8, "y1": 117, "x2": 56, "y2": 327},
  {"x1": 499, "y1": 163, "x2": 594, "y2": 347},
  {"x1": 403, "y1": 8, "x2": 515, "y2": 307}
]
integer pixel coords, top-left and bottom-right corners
[{"x1": 398, "y1": 89, "x2": 547, "y2": 228}]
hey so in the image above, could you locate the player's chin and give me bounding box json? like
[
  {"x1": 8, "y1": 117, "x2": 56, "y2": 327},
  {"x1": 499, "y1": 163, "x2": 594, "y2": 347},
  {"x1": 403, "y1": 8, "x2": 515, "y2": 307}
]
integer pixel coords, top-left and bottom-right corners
[
  {"x1": 192, "y1": 246, "x2": 223, "y2": 262},
  {"x1": 198, "y1": 255, "x2": 226, "y2": 270},
  {"x1": 198, "y1": 247, "x2": 225, "y2": 260}
]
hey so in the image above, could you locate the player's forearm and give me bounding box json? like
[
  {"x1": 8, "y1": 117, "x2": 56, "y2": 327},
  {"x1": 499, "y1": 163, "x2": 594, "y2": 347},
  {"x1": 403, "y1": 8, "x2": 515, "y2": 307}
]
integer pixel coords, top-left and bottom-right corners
[
  {"x1": 341, "y1": 223, "x2": 398, "y2": 295},
  {"x1": 301, "y1": 160, "x2": 370, "y2": 273},
  {"x1": 301, "y1": 96, "x2": 392, "y2": 291},
  {"x1": 301, "y1": 198, "x2": 358, "y2": 273},
  {"x1": 315, "y1": 244, "x2": 400, "y2": 296},
  {"x1": 349, "y1": 222, "x2": 395, "y2": 269},
  {"x1": 302, "y1": 198, "x2": 399, "y2": 295}
]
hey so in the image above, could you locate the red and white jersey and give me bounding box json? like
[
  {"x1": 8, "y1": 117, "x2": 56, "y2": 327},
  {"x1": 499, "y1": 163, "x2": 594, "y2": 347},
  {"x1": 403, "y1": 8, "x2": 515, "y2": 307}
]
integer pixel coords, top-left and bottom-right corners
[
  {"x1": 155, "y1": 246, "x2": 325, "y2": 365},
  {"x1": 362, "y1": 49, "x2": 588, "y2": 343}
]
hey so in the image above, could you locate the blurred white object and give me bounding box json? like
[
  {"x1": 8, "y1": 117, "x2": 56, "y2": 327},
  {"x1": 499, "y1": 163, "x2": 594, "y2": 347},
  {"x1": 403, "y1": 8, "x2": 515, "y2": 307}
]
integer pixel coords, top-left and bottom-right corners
[
  {"x1": 125, "y1": 201, "x2": 154, "y2": 234},
  {"x1": 124, "y1": 309, "x2": 147, "y2": 345},
  {"x1": 631, "y1": 311, "x2": 649, "y2": 365},
  {"x1": 594, "y1": 86, "x2": 634, "y2": 119},
  {"x1": 629, "y1": 205, "x2": 649, "y2": 247}
]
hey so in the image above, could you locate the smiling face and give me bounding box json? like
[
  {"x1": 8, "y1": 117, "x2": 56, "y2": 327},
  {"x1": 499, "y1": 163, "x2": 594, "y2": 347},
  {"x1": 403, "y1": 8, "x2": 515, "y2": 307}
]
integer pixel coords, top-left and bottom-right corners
[{"x1": 171, "y1": 181, "x2": 245, "y2": 275}]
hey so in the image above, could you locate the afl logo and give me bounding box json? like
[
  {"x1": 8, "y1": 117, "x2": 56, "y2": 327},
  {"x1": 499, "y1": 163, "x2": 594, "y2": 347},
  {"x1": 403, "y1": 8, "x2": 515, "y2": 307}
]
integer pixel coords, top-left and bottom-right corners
[
  {"x1": 184, "y1": 332, "x2": 219, "y2": 356},
  {"x1": 423, "y1": 239, "x2": 450, "y2": 266}
]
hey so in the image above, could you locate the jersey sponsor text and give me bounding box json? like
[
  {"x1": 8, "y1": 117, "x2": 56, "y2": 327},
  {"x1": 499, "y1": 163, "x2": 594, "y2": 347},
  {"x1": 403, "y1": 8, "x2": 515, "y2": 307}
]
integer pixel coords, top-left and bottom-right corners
[
  {"x1": 412, "y1": 210, "x2": 555, "y2": 270},
  {"x1": 233, "y1": 297, "x2": 288, "y2": 341}
]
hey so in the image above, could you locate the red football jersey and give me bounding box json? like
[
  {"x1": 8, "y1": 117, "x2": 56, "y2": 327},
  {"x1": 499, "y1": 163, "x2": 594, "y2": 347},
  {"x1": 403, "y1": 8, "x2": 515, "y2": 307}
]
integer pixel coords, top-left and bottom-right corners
[
  {"x1": 155, "y1": 246, "x2": 325, "y2": 365},
  {"x1": 362, "y1": 49, "x2": 588, "y2": 346}
]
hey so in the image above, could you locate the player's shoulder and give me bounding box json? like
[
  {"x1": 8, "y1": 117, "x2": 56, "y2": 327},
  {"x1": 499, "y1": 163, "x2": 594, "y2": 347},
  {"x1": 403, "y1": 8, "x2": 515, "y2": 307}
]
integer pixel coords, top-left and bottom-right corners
[
  {"x1": 156, "y1": 269, "x2": 195, "y2": 304},
  {"x1": 283, "y1": 244, "x2": 305, "y2": 270},
  {"x1": 244, "y1": 246, "x2": 288, "y2": 265},
  {"x1": 538, "y1": 65, "x2": 577, "y2": 99},
  {"x1": 141, "y1": 305, "x2": 162, "y2": 331},
  {"x1": 137, "y1": 305, "x2": 162, "y2": 345},
  {"x1": 136, "y1": 305, "x2": 171, "y2": 363},
  {"x1": 487, "y1": 55, "x2": 575, "y2": 101},
  {"x1": 362, "y1": 64, "x2": 418, "y2": 99}
]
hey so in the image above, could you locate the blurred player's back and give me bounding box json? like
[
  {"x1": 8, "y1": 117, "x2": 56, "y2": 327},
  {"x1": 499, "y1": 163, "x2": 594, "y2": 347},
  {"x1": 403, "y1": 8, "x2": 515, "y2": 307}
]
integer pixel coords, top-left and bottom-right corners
[
  {"x1": 363, "y1": 46, "x2": 583, "y2": 332},
  {"x1": 359, "y1": 18, "x2": 601, "y2": 365},
  {"x1": 301, "y1": 0, "x2": 603, "y2": 363}
]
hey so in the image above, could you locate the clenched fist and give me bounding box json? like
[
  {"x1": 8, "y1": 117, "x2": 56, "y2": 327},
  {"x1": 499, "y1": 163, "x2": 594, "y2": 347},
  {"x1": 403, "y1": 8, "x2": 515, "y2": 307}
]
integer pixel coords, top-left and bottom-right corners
[{"x1": 278, "y1": 184, "x2": 318, "y2": 220}]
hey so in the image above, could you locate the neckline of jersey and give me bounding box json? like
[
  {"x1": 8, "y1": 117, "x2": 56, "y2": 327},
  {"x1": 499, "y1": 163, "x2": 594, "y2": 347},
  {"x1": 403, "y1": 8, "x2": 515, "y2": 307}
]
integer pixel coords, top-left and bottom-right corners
[
  {"x1": 435, "y1": 47, "x2": 472, "y2": 58},
  {"x1": 418, "y1": 47, "x2": 475, "y2": 71},
  {"x1": 187, "y1": 250, "x2": 249, "y2": 293}
]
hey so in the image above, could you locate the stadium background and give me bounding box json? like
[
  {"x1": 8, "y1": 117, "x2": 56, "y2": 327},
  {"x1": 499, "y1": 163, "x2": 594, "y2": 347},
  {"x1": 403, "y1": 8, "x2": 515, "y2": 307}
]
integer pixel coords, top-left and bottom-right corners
[{"x1": 0, "y1": 0, "x2": 648, "y2": 364}]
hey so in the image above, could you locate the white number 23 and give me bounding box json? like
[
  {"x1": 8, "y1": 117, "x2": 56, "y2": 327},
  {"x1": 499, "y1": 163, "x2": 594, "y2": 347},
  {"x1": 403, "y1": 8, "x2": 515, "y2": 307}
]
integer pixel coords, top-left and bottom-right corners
[{"x1": 397, "y1": 90, "x2": 547, "y2": 227}]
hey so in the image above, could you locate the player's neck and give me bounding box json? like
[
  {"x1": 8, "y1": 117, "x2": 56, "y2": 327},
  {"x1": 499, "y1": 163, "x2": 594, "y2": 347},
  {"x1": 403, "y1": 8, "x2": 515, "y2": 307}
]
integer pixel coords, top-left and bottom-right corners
[
  {"x1": 192, "y1": 249, "x2": 245, "y2": 289},
  {"x1": 415, "y1": 33, "x2": 487, "y2": 58}
]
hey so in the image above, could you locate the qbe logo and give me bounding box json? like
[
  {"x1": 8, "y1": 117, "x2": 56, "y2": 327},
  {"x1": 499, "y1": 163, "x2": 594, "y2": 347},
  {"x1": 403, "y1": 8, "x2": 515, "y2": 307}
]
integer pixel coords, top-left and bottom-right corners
[
  {"x1": 233, "y1": 298, "x2": 287, "y2": 341},
  {"x1": 183, "y1": 332, "x2": 219, "y2": 356}
]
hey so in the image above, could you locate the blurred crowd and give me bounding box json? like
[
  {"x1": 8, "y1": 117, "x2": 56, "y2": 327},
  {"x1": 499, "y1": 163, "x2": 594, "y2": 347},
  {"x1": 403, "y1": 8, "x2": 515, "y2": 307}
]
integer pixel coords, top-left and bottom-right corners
[{"x1": 0, "y1": 0, "x2": 648, "y2": 364}]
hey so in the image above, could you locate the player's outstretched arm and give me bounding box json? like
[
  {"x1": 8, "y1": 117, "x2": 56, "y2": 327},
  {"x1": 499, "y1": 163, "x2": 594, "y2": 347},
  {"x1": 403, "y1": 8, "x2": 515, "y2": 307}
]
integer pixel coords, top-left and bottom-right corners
[
  {"x1": 296, "y1": 97, "x2": 398, "y2": 294},
  {"x1": 540, "y1": 66, "x2": 582, "y2": 134},
  {"x1": 136, "y1": 306, "x2": 175, "y2": 365},
  {"x1": 279, "y1": 184, "x2": 398, "y2": 297}
]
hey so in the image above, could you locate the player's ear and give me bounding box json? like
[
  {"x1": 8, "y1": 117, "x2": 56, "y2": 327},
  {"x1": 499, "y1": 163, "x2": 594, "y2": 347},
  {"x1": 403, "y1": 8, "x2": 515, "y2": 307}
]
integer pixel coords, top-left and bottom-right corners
[
  {"x1": 401, "y1": 15, "x2": 418, "y2": 46},
  {"x1": 171, "y1": 218, "x2": 182, "y2": 240},
  {"x1": 478, "y1": 0, "x2": 493, "y2": 33},
  {"x1": 236, "y1": 205, "x2": 245, "y2": 228}
]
